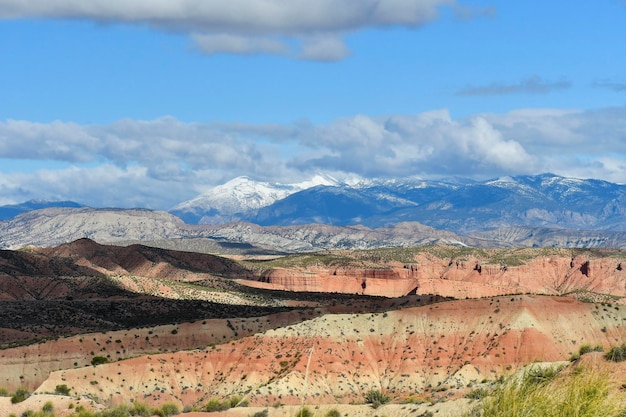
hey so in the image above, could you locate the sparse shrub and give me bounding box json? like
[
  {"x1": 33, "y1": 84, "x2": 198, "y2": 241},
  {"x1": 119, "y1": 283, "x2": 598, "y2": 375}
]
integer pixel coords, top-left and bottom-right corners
[
  {"x1": 606, "y1": 344, "x2": 626, "y2": 362},
  {"x1": 465, "y1": 387, "x2": 489, "y2": 400},
  {"x1": 523, "y1": 365, "x2": 564, "y2": 386},
  {"x1": 364, "y1": 389, "x2": 391, "y2": 408},
  {"x1": 129, "y1": 402, "x2": 151, "y2": 417},
  {"x1": 466, "y1": 365, "x2": 622, "y2": 417},
  {"x1": 11, "y1": 388, "x2": 30, "y2": 404},
  {"x1": 401, "y1": 396, "x2": 427, "y2": 404},
  {"x1": 90, "y1": 356, "x2": 109, "y2": 366},
  {"x1": 572, "y1": 344, "x2": 606, "y2": 360},
  {"x1": 295, "y1": 407, "x2": 313, "y2": 417},
  {"x1": 42, "y1": 401, "x2": 54, "y2": 414},
  {"x1": 229, "y1": 396, "x2": 249, "y2": 408},
  {"x1": 203, "y1": 399, "x2": 230, "y2": 412},
  {"x1": 74, "y1": 407, "x2": 96, "y2": 417},
  {"x1": 156, "y1": 403, "x2": 179, "y2": 417},
  {"x1": 0, "y1": 387, "x2": 8, "y2": 396},
  {"x1": 99, "y1": 405, "x2": 130, "y2": 417},
  {"x1": 54, "y1": 384, "x2": 71, "y2": 396},
  {"x1": 250, "y1": 410, "x2": 268, "y2": 417},
  {"x1": 325, "y1": 408, "x2": 340, "y2": 417}
]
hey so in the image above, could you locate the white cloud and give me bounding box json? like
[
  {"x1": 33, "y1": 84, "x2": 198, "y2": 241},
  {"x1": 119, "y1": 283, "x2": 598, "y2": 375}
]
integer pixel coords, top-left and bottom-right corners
[
  {"x1": 0, "y1": 165, "x2": 186, "y2": 209},
  {"x1": 299, "y1": 36, "x2": 351, "y2": 62},
  {"x1": 2, "y1": 107, "x2": 626, "y2": 208},
  {"x1": 0, "y1": 0, "x2": 454, "y2": 32},
  {"x1": 0, "y1": 0, "x2": 457, "y2": 60},
  {"x1": 192, "y1": 34, "x2": 289, "y2": 55}
]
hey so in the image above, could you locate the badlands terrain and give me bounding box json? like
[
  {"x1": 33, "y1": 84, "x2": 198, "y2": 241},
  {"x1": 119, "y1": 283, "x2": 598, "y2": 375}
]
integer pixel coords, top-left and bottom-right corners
[{"x1": 1, "y1": 240, "x2": 626, "y2": 416}]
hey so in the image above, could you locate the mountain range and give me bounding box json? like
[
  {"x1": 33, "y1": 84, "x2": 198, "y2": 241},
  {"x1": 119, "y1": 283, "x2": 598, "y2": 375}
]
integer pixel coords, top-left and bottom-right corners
[
  {"x1": 172, "y1": 173, "x2": 626, "y2": 233},
  {"x1": 1, "y1": 173, "x2": 626, "y2": 251},
  {"x1": 6, "y1": 173, "x2": 625, "y2": 233}
]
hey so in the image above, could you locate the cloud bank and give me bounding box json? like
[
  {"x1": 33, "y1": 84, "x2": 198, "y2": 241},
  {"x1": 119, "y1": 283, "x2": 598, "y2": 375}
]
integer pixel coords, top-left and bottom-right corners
[
  {"x1": 1, "y1": 107, "x2": 626, "y2": 208},
  {"x1": 0, "y1": 0, "x2": 463, "y2": 60}
]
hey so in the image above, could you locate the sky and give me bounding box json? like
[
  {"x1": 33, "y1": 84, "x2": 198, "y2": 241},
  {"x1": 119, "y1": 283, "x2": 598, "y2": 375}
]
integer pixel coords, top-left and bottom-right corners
[{"x1": 1, "y1": 0, "x2": 626, "y2": 209}]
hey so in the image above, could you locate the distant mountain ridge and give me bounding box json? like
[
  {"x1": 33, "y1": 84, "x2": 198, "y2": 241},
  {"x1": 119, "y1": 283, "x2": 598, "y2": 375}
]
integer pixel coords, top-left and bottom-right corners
[
  {"x1": 0, "y1": 199, "x2": 84, "y2": 220},
  {"x1": 173, "y1": 173, "x2": 626, "y2": 233},
  {"x1": 2, "y1": 173, "x2": 626, "y2": 251}
]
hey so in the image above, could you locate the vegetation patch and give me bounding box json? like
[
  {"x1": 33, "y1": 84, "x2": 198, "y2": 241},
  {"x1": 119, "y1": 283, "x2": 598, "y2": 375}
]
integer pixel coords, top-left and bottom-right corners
[
  {"x1": 606, "y1": 343, "x2": 626, "y2": 362},
  {"x1": 465, "y1": 365, "x2": 624, "y2": 417},
  {"x1": 364, "y1": 389, "x2": 391, "y2": 408}
]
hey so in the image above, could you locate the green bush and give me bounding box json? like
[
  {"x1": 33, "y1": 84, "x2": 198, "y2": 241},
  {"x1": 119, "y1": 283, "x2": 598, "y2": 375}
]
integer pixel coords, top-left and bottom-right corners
[
  {"x1": 250, "y1": 410, "x2": 268, "y2": 417},
  {"x1": 99, "y1": 405, "x2": 130, "y2": 417},
  {"x1": 579, "y1": 344, "x2": 604, "y2": 355},
  {"x1": 72, "y1": 407, "x2": 96, "y2": 417},
  {"x1": 54, "y1": 384, "x2": 71, "y2": 396},
  {"x1": 0, "y1": 387, "x2": 8, "y2": 396},
  {"x1": 229, "y1": 395, "x2": 249, "y2": 408},
  {"x1": 295, "y1": 407, "x2": 313, "y2": 417},
  {"x1": 325, "y1": 408, "x2": 341, "y2": 417},
  {"x1": 90, "y1": 356, "x2": 109, "y2": 366},
  {"x1": 42, "y1": 402, "x2": 54, "y2": 414},
  {"x1": 364, "y1": 389, "x2": 391, "y2": 408},
  {"x1": 203, "y1": 399, "x2": 230, "y2": 412},
  {"x1": 606, "y1": 344, "x2": 626, "y2": 362},
  {"x1": 155, "y1": 403, "x2": 179, "y2": 417},
  {"x1": 11, "y1": 388, "x2": 29, "y2": 404},
  {"x1": 129, "y1": 402, "x2": 151, "y2": 417}
]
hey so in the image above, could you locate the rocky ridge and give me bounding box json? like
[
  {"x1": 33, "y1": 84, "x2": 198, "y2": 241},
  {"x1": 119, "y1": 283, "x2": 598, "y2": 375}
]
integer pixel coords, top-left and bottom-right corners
[{"x1": 3, "y1": 206, "x2": 626, "y2": 253}]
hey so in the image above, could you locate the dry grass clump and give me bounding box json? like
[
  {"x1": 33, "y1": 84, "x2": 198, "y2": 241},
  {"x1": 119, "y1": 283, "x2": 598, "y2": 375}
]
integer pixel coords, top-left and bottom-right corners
[{"x1": 466, "y1": 364, "x2": 626, "y2": 417}]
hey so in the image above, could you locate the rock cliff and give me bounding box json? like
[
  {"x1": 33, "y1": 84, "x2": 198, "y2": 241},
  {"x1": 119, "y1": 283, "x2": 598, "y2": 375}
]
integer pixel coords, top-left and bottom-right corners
[{"x1": 239, "y1": 252, "x2": 626, "y2": 299}]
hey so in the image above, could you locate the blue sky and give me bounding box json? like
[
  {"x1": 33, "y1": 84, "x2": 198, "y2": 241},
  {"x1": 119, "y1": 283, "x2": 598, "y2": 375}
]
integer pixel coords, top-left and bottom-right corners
[{"x1": 1, "y1": 0, "x2": 626, "y2": 209}]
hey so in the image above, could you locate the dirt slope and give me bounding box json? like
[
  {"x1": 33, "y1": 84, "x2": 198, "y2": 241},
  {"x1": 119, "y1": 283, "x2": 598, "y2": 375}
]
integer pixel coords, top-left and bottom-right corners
[
  {"x1": 33, "y1": 295, "x2": 626, "y2": 408},
  {"x1": 0, "y1": 310, "x2": 321, "y2": 392}
]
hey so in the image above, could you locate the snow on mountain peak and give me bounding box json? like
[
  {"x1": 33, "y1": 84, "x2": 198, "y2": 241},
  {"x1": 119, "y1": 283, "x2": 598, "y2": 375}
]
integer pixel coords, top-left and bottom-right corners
[{"x1": 172, "y1": 174, "x2": 340, "y2": 214}]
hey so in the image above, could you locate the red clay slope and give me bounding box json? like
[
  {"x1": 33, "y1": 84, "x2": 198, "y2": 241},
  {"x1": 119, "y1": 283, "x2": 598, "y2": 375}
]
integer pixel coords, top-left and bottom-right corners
[{"x1": 35, "y1": 295, "x2": 626, "y2": 408}]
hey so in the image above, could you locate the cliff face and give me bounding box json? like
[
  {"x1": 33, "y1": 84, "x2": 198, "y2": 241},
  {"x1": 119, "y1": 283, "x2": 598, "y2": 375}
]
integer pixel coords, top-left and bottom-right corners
[
  {"x1": 240, "y1": 254, "x2": 626, "y2": 299},
  {"x1": 243, "y1": 266, "x2": 419, "y2": 297}
]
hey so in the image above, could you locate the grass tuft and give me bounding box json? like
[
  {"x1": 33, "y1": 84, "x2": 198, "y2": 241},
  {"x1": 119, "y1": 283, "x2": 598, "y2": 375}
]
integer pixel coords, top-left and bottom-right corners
[{"x1": 466, "y1": 364, "x2": 625, "y2": 417}]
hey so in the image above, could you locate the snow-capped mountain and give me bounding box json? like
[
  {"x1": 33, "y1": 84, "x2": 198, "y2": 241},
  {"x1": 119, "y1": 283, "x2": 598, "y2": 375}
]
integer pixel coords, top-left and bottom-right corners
[
  {"x1": 169, "y1": 173, "x2": 626, "y2": 233},
  {"x1": 170, "y1": 174, "x2": 339, "y2": 224},
  {"x1": 3, "y1": 173, "x2": 626, "y2": 251}
]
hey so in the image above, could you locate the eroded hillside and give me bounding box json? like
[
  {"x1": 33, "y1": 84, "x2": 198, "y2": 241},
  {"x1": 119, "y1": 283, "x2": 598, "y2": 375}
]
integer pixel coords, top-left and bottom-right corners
[
  {"x1": 240, "y1": 246, "x2": 626, "y2": 300},
  {"x1": 1, "y1": 241, "x2": 626, "y2": 417},
  {"x1": 32, "y1": 295, "x2": 626, "y2": 409}
]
